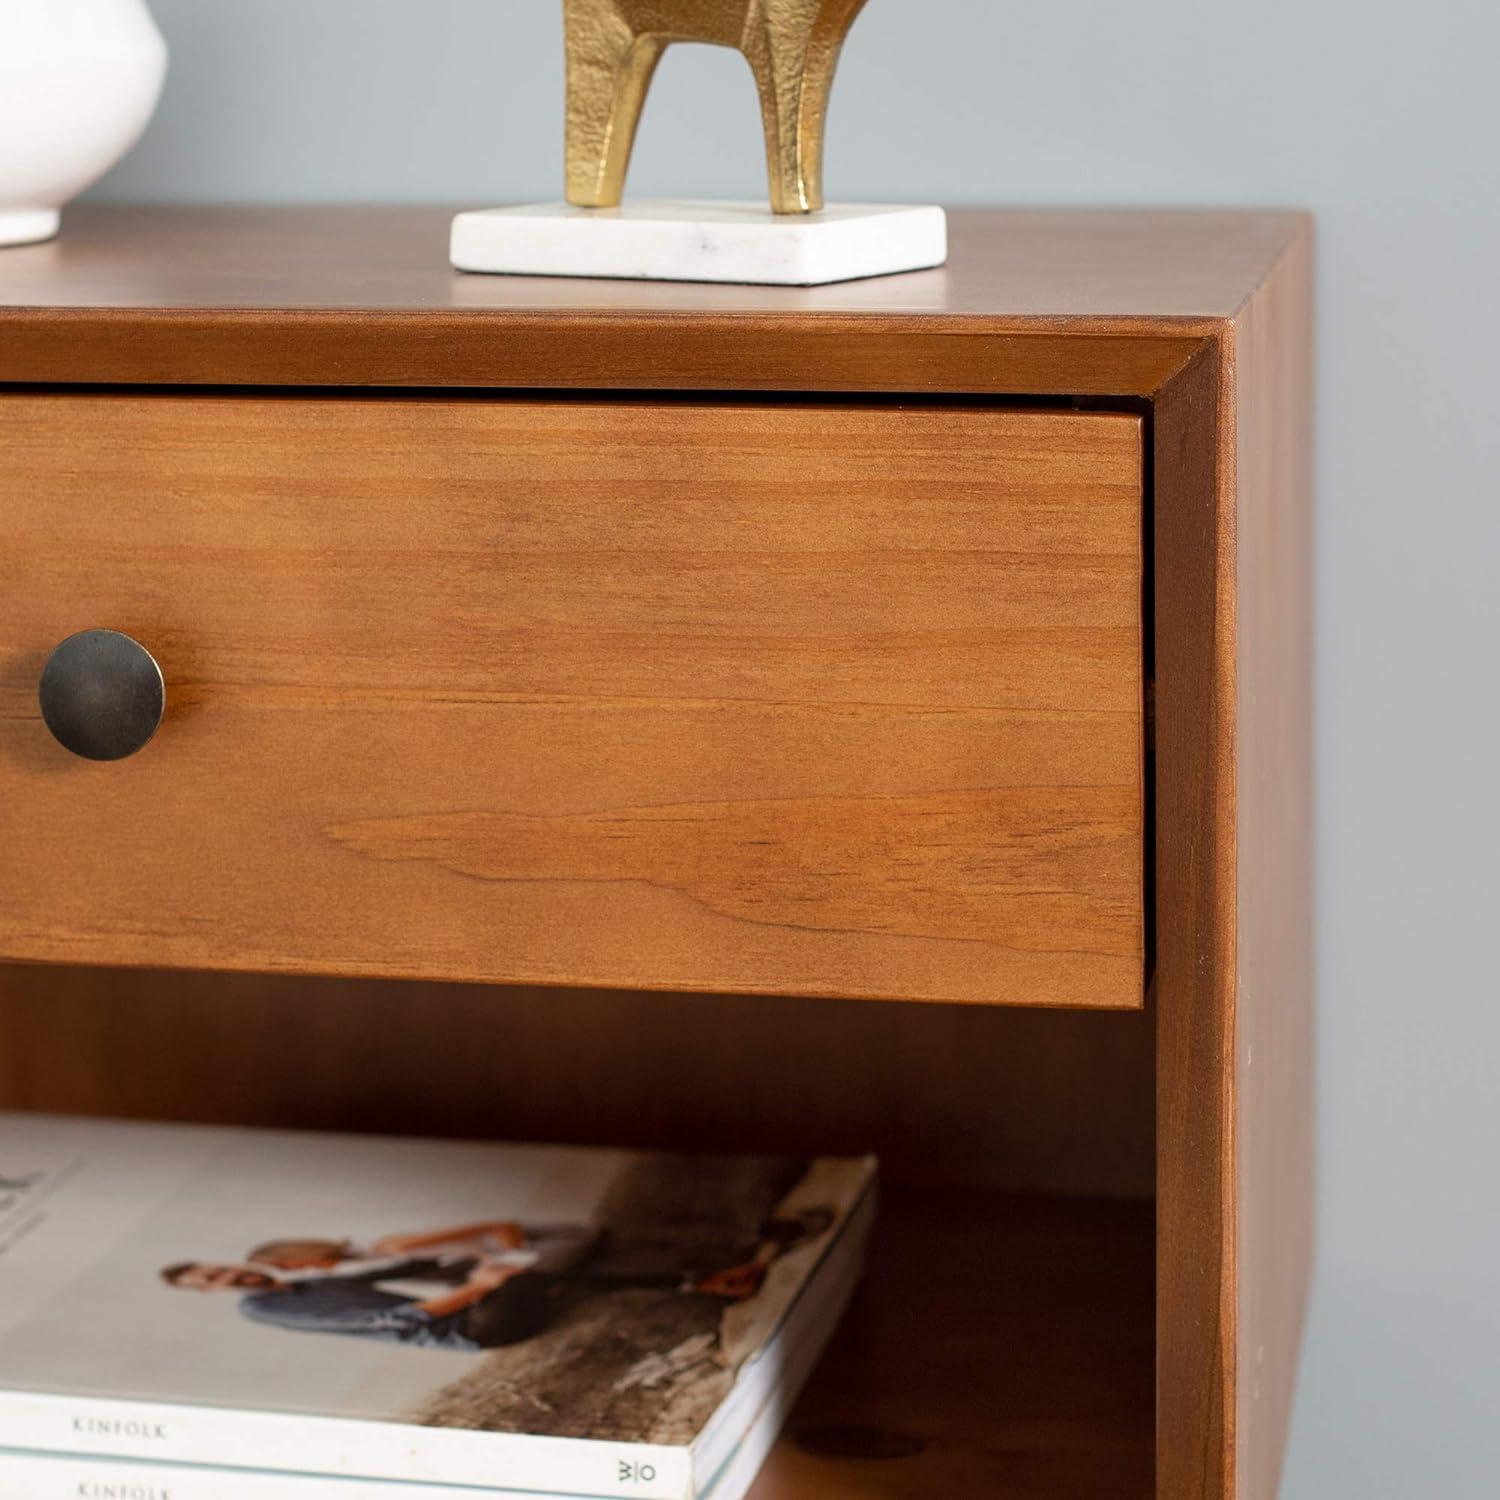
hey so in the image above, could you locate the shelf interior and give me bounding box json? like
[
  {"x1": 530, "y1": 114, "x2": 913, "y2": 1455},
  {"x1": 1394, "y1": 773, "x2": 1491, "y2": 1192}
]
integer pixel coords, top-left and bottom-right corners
[
  {"x1": 0, "y1": 964, "x2": 1157, "y2": 1498},
  {"x1": 754, "y1": 1189, "x2": 1154, "y2": 1499}
]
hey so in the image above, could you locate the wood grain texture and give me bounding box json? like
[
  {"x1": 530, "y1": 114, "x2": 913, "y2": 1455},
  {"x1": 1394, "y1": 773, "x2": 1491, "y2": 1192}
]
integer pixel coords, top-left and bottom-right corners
[
  {"x1": 0, "y1": 395, "x2": 1145, "y2": 1007},
  {"x1": 0, "y1": 205, "x2": 1303, "y2": 394},
  {"x1": 0, "y1": 963, "x2": 1156, "y2": 1198},
  {"x1": 1154, "y1": 345, "x2": 1236, "y2": 1500},
  {"x1": 0, "y1": 207, "x2": 1316, "y2": 1498},
  {"x1": 1229, "y1": 220, "x2": 1314, "y2": 1500},
  {"x1": 1153, "y1": 220, "x2": 1314, "y2": 1500}
]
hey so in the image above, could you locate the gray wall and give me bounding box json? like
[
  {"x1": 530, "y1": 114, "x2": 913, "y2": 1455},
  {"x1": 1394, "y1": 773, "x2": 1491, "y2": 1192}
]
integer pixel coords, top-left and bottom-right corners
[{"x1": 91, "y1": 3, "x2": 1500, "y2": 1494}]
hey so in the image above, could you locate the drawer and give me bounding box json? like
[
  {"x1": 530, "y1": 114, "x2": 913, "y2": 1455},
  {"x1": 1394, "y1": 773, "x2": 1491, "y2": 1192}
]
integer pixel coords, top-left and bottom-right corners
[{"x1": 0, "y1": 394, "x2": 1144, "y2": 1006}]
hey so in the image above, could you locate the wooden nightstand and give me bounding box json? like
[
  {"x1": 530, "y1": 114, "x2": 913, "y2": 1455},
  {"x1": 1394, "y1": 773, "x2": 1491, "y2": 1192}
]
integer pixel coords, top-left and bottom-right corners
[{"x1": 0, "y1": 206, "x2": 1311, "y2": 1500}]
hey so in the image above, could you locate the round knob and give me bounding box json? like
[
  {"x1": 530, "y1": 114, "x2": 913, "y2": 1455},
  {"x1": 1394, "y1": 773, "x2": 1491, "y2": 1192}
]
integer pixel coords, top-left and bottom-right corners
[{"x1": 38, "y1": 629, "x2": 165, "y2": 761}]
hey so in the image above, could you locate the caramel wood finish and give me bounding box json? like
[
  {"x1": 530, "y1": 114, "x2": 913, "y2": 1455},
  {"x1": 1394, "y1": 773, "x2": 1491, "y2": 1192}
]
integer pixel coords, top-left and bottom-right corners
[
  {"x1": 0, "y1": 208, "x2": 1313, "y2": 1499},
  {"x1": 1153, "y1": 346, "x2": 1236, "y2": 1498},
  {"x1": 0, "y1": 395, "x2": 1144, "y2": 1006},
  {"x1": 1153, "y1": 233, "x2": 1314, "y2": 1500},
  {"x1": 0, "y1": 964, "x2": 1156, "y2": 1198},
  {"x1": 1228, "y1": 224, "x2": 1314, "y2": 1500},
  {"x1": 0, "y1": 205, "x2": 1299, "y2": 394},
  {"x1": 751, "y1": 1189, "x2": 1155, "y2": 1499}
]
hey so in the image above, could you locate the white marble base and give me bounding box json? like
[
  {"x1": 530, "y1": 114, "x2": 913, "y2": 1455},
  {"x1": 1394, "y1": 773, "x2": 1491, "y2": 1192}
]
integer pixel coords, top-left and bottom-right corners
[
  {"x1": 0, "y1": 208, "x2": 61, "y2": 247},
  {"x1": 450, "y1": 200, "x2": 947, "y2": 286}
]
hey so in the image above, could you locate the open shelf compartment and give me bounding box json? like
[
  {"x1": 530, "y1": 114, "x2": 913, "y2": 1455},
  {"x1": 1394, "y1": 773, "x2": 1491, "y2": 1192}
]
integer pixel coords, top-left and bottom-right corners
[{"x1": 0, "y1": 964, "x2": 1158, "y2": 1499}]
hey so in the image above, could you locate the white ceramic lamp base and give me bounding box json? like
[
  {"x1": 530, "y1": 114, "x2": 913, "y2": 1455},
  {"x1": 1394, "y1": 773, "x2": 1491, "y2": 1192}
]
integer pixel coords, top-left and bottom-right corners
[
  {"x1": 450, "y1": 200, "x2": 947, "y2": 286},
  {"x1": 0, "y1": 208, "x2": 61, "y2": 247}
]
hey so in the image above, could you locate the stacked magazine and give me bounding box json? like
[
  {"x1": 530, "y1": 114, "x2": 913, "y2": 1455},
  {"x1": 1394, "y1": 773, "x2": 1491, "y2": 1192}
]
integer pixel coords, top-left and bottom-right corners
[{"x1": 0, "y1": 1113, "x2": 875, "y2": 1498}]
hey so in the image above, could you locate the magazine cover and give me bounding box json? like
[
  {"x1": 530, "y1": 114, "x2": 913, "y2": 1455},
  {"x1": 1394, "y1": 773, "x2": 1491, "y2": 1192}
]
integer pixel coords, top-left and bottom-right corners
[
  {"x1": 0, "y1": 1114, "x2": 875, "y2": 1497},
  {"x1": 0, "y1": 1225, "x2": 869, "y2": 1500}
]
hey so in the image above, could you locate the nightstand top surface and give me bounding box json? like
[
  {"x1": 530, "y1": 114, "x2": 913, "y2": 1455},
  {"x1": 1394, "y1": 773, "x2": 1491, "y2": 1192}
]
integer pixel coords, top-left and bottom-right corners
[
  {"x1": 0, "y1": 205, "x2": 1306, "y2": 394},
  {"x1": 1, "y1": 204, "x2": 1303, "y2": 321}
]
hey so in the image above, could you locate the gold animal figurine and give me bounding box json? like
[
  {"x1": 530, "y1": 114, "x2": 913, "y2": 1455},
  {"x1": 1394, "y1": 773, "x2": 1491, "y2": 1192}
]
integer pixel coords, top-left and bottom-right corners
[{"x1": 564, "y1": 0, "x2": 867, "y2": 214}]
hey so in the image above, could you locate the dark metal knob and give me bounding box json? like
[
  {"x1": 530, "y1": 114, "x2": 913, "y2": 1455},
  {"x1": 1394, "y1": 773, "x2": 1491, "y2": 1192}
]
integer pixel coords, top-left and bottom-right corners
[{"x1": 38, "y1": 629, "x2": 165, "y2": 761}]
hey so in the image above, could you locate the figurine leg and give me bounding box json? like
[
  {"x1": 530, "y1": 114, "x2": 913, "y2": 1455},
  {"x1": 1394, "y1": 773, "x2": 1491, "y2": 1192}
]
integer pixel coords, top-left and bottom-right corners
[
  {"x1": 743, "y1": 30, "x2": 809, "y2": 214},
  {"x1": 564, "y1": 0, "x2": 664, "y2": 208},
  {"x1": 747, "y1": 0, "x2": 865, "y2": 214}
]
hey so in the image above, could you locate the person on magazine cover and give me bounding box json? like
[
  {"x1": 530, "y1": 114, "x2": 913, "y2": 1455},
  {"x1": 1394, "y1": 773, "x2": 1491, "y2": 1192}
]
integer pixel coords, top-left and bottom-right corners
[
  {"x1": 160, "y1": 1219, "x2": 600, "y2": 1351},
  {"x1": 159, "y1": 1207, "x2": 835, "y2": 1351},
  {"x1": 245, "y1": 1219, "x2": 592, "y2": 1280},
  {"x1": 161, "y1": 1250, "x2": 563, "y2": 1351}
]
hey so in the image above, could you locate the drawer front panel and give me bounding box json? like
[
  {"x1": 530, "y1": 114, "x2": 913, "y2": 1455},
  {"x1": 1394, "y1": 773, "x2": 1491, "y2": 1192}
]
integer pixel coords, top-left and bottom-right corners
[{"x1": 0, "y1": 395, "x2": 1144, "y2": 1006}]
